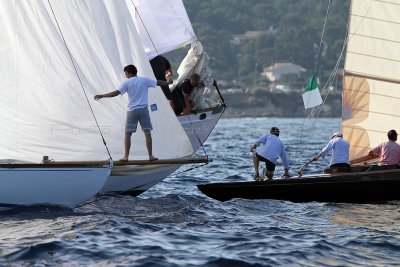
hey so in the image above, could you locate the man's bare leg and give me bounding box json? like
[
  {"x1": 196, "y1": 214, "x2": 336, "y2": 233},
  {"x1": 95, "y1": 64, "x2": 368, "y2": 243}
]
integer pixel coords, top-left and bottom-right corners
[
  {"x1": 252, "y1": 153, "x2": 260, "y2": 178},
  {"x1": 120, "y1": 133, "x2": 132, "y2": 161},
  {"x1": 144, "y1": 131, "x2": 158, "y2": 161}
]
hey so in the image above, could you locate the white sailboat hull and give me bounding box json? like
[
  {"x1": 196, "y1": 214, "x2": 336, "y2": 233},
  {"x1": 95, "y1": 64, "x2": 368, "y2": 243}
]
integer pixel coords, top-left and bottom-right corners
[
  {"x1": 101, "y1": 106, "x2": 225, "y2": 195},
  {"x1": 179, "y1": 107, "x2": 225, "y2": 151},
  {"x1": 0, "y1": 167, "x2": 110, "y2": 208},
  {"x1": 101, "y1": 165, "x2": 180, "y2": 196}
]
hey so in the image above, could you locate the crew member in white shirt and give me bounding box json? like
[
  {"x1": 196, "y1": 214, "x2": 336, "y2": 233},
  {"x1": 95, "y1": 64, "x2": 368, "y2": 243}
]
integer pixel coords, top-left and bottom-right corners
[
  {"x1": 94, "y1": 64, "x2": 171, "y2": 161},
  {"x1": 313, "y1": 132, "x2": 350, "y2": 168},
  {"x1": 251, "y1": 127, "x2": 290, "y2": 180}
]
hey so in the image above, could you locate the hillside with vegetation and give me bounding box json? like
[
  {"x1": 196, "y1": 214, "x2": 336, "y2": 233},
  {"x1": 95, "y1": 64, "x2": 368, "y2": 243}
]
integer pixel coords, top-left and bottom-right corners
[
  {"x1": 166, "y1": 1, "x2": 350, "y2": 117},
  {"x1": 183, "y1": 0, "x2": 349, "y2": 87}
]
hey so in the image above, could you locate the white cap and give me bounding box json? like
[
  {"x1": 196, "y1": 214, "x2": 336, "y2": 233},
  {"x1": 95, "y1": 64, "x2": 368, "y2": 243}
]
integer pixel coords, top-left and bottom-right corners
[{"x1": 331, "y1": 132, "x2": 343, "y2": 138}]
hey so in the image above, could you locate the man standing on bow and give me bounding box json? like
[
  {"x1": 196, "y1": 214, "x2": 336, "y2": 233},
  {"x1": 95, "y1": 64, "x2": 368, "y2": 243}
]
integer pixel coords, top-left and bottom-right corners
[
  {"x1": 251, "y1": 127, "x2": 290, "y2": 180},
  {"x1": 94, "y1": 64, "x2": 171, "y2": 162}
]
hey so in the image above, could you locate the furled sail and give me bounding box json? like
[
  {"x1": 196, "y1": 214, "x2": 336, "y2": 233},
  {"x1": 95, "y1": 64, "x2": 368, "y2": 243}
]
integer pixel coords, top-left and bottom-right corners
[
  {"x1": 343, "y1": 0, "x2": 400, "y2": 160},
  {"x1": 127, "y1": 0, "x2": 196, "y2": 59},
  {"x1": 0, "y1": 0, "x2": 193, "y2": 162}
]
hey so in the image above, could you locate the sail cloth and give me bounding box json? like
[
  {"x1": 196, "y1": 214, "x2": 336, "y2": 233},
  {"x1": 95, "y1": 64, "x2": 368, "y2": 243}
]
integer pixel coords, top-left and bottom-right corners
[
  {"x1": 171, "y1": 41, "x2": 219, "y2": 110},
  {"x1": 302, "y1": 74, "x2": 323, "y2": 109},
  {"x1": 0, "y1": 0, "x2": 192, "y2": 162},
  {"x1": 343, "y1": 0, "x2": 400, "y2": 160},
  {"x1": 127, "y1": 0, "x2": 197, "y2": 60}
]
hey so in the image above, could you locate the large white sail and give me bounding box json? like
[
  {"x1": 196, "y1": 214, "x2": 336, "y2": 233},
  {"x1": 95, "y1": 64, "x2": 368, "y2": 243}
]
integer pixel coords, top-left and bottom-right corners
[
  {"x1": 343, "y1": 0, "x2": 400, "y2": 160},
  {"x1": 127, "y1": 0, "x2": 196, "y2": 59},
  {"x1": 0, "y1": 0, "x2": 193, "y2": 162}
]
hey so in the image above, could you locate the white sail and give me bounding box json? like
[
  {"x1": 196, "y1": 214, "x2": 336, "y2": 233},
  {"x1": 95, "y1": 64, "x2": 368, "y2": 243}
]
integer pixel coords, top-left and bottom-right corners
[
  {"x1": 343, "y1": 0, "x2": 400, "y2": 160},
  {"x1": 0, "y1": 0, "x2": 193, "y2": 163},
  {"x1": 128, "y1": 0, "x2": 196, "y2": 59}
]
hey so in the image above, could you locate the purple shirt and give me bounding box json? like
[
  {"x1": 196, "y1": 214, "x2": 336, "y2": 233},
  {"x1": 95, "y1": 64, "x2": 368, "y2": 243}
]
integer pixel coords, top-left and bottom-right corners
[{"x1": 371, "y1": 140, "x2": 400, "y2": 166}]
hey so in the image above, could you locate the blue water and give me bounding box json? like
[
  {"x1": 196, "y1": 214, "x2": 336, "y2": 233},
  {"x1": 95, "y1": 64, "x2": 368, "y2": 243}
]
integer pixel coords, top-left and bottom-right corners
[{"x1": 1, "y1": 118, "x2": 400, "y2": 266}]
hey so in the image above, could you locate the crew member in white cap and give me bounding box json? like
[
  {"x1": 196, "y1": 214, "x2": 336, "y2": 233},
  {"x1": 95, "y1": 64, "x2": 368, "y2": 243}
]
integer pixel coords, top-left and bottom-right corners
[{"x1": 313, "y1": 132, "x2": 350, "y2": 168}]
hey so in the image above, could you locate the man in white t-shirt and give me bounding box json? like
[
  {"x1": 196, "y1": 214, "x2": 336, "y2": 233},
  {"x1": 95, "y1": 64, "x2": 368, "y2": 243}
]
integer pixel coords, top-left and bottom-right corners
[{"x1": 94, "y1": 65, "x2": 171, "y2": 161}]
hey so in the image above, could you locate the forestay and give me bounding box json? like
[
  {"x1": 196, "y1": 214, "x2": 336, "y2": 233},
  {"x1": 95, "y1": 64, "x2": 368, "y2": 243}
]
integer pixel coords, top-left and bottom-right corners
[
  {"x1": 0, "y1": 0, "x2": 192, "y2": 162},
  {"x1": 343, "y1": 0, "x2": 400, "y2": 160},
  {"x1": 127, "y1": 0, "x2": 196, "y2": 59}
]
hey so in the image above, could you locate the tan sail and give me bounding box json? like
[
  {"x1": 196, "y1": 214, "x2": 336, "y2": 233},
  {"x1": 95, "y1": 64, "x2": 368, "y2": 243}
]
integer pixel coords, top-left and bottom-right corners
[{"x1": 343, "y1": 0, "x2": 400, "y2": 160}]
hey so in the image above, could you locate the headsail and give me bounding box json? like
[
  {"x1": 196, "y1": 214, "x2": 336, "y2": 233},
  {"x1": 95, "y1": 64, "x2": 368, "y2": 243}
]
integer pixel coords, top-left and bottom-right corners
[
  {"x1": 127, "y1": 0, "x2": 196, "y2": 59},
  {"x1": 0, "y1": 0, "x2": 193, "y2": 162},
  {"x1": 343, "y1": 0, "x2": 400, "y2": 160}
]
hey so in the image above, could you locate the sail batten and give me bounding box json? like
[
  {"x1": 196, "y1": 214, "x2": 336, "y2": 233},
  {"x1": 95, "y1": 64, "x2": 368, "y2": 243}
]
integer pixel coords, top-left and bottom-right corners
[{"x1": 344, "y1": 71, "x2": 400, "y2": 84}]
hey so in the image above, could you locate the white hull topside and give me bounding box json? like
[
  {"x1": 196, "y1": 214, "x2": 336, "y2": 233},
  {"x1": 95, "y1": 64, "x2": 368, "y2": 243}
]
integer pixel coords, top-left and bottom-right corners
[
  {"x1": 178, "y1": 109, "x2": 223, "y2": 151},
  {"x1": 0, "y1": 166, "x2": 111, "y2": 208},
  {"x1": 101, "y1": 164, "x2": 180, "y2": 195},
  {"x1": 102, "y1": 106, "x2": 225, "y2": 195}
]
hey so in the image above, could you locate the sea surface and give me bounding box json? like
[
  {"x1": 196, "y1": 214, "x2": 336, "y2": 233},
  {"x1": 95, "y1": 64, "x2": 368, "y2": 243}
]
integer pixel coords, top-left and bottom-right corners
[{"x1": 1, "y1": 118, "x2": 399, "y2": 266}]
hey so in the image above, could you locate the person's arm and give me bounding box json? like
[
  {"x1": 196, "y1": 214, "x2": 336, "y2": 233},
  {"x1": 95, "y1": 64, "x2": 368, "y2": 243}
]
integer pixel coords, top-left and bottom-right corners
[
  {"x1": 313, "y1": 141, "x2": 333, "y2": 161},
  {"x1": 165, "y1": 68, "x2": 173, "y2": 81},
  {"x1": 369, "y1": 144, "x2": 381, "y2": 156},
  {"x1": 251, "y1": 135, "x2": 267, "y2": 152},
  {"x1": 94, "y1": 90, "x2": 120, "y2": 100},
  {"x1": 250, "y1": 142, "x2": 259, "y2": 152},
  {"x1": 181, "y1": 92, "x2": 192, "y2": 115},
  {"x1": 157, "y1": 80, "x2": 172, "y2": 87},
  {"x1": 281, "y1": 144, "x2": 290, "y2": 177},
  {"x1": 313, "y1": 153, "x2": 322, "y2": 161}
]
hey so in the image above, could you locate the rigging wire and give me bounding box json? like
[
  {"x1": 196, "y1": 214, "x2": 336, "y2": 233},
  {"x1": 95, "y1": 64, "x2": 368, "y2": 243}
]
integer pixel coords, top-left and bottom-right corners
[
  {"x1": 298, "y1": 0, "x2": 333, "y2": 163},
  {"x1": 47, "y1": 0, "x2": 112, "y2": 159},
  {"x1": 296, "y1": 0, "x2": 356, "y2": 165},
  {"x1": 130, "y1": 0, "x2": 210, "y2": 158},
  {"x1": 313, "y1": 0, "x2": 331, "y2": 75}
]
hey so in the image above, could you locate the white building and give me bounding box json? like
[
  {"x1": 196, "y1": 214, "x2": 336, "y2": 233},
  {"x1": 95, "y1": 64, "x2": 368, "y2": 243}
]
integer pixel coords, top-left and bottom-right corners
[{"x1": 261, "y1": 63, "x2": 306, "y2": 82}]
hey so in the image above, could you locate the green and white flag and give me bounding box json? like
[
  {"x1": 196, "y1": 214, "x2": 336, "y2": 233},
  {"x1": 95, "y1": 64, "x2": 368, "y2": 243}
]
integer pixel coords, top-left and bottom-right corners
[{"x1": 302, "y1": 74, "x2": 323, "y2": 109}]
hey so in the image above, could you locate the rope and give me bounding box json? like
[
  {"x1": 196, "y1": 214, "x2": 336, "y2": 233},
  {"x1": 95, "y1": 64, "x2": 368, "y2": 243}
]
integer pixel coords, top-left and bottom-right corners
[
  {"x1": 130, "y1": 0, "x2": 161, "y2": 57},
  {"x1": 172, "y1": 162, "x2": 209, "y2": 176},
  {"x1": 47, "y1": 0, "x2": 112, "y2": 159},
  {"x1": 313, "y1": 0, "x2": 331, "y2": 74},
  {"x1": 73, "y1": 194, "x2": 112, "y2": 209}
]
